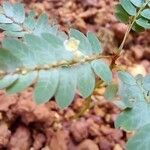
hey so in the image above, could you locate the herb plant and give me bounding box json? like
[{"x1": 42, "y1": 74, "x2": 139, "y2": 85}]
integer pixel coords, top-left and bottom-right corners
[{"x1": 0, "y1": 0, "x2": 149, "y2": 149}]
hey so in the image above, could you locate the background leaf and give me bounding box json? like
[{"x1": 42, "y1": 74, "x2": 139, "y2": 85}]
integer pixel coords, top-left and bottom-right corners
[
  {"x1": 115, "y1": 4, "x2": 129, "y2": 24},
  {"x1": 104, "y1": 83, "x2": 118, "y2": 101},
  {"x1": 127, "y1": 123, "x2": 150, "y2": 150},
  {"x1": 143, "y1": 75, "x2": 150, "y2": 91},
  {"x1": 130, "y1": 0, "x2": 144, "y2": 7},
  {"x1": 120, "y1": 0, "x2": 136, "y2": 16},
  {"x1": 141, "y1": 9, "x2": 150, "y2": 20},
  {"x1": 118, "y1": 71, "x2": 136, "y2": 85},
  {"x1": 115, "y1": 101, "x2": 150, "y2": 131}
]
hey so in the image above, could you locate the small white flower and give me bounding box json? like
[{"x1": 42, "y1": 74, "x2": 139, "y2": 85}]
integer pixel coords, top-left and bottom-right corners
[{"x1": 64, "y1": 37, "x2": 80, "y2": 52}]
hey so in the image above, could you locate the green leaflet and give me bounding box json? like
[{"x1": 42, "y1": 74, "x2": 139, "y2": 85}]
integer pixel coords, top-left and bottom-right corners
[
  {"x1": 115, "y1": 101, "x2": 150, "y2": 131},
  {"x1": 2, "y1": 1, "x2": 14, "y2": 17},
  {"x1": 91, "y1": 60, "x2": 112, "y2": 83},
  {"x1": 2, "y1": 38, "x2": 36, "y2": 68},
  {"x1": 57, "y1": 31, "x2": 68, "y2": 41},
  {"x1": 87, "y1": 32, "x2": 102, "y2": 54},
  {"x1": 143, "y1": 75, "x2": 150, "y2": 91},
  {"x1": 69, "y1": 28, "x2": 93, "y2": 55},
  {"x1": 23, "y1": 11, "x2": 36, "y2": 30},
  {"x1": 33, "y1": 14, "x2": 57, "y2": 36},
  {"x1": 0, "y1": 23, "x2": 22, "y2": 31},
  {"x1": 132, "y1": 22, "x2": 144, "y2": 32},
  {"x1": 127, "y1": 123, "x2": 150, "y2": 150},
  {"x1": 130, "y1": 0, "x2": 144, "y2": 7},
  {"x1": 33, "y1": 69, "x2": 59, "y2": 104},
  {"x1": 117, "y1": 74, "x2": 146, "y2": 109},
  {"x1": 141, "y1": 9, "x2": 150, "y2": 20},
  {"x1": 13, "y1": 3, "x2": 25, "y2": 23},
  {"x1": 55, "y1": 68, "x2": 77, "y2": 109},
  {"x1": 0, "y1": 74, "x2": 18, "y2": 89},
  {"x1": 42, "y1": 33, "x2": 63, "y2": 47},
  {"x1": 4, "y1": 31, "x2": 27, "y2": 37},
  {"x1": 118, "y1": 71, "x2": 136, "y2": 85},
  {"x1": 104, "y1": 83, "x2": 118, "y2": 101},
  {"x1": 120, "y1": 0, "x2": 136, "y2": 16},
  {"x1": 76, "y1": 63, "x2": 95, "y2": 98},
  {"x1": 136, "y1": 18, "x2": 150, "y2": 29},
  {"x1": 6, "y1": 71, "x2": 37, "y2": 94},
  {"x1": 0, "y1": 14, "x2": 13, "y2": 23},
  {"x1": 0, "y1": 48, "x2": 22, "y2": 72},
  {"x1": 115, "y1": 4, "x2": 130, "y2": 24}
]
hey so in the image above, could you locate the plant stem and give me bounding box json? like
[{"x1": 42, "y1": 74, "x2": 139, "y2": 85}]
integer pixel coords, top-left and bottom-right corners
[
  {"x1": 0, "y1": 54, "x2": 110, "y2": 77},
  {"x1": 73, "y1": 80, "x2": 103, "y2": 119},
  {"x1": 118, "y1": 0, "x2": 149, "y2": 54}
]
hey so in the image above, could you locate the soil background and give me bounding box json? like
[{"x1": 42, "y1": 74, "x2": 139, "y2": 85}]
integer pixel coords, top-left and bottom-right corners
[{"x1": 0, "y1": 0, "x2": 150, "y2": 150}]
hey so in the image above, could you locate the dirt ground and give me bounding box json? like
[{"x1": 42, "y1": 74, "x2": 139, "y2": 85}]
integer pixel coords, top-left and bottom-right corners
[{"x1": 0, "y1": 0, "x2": 150, "y2": 150}]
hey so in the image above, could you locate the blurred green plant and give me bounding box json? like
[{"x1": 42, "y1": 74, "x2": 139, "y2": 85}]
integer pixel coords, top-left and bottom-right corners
[{"x1": 0, "y1": 1, "x2": 149, "y2": 149}]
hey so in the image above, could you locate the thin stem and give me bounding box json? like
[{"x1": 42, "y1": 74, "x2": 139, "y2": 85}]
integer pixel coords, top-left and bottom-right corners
[
  {"x1": 73, "y1": 80, "x2": 103, "y2": 119},
  {"x1": 0, "y1": 54, "x2": 110, "y2": 77},
  {"x1": 73, "y1": 95, "x2": 92, "y2": 119}
]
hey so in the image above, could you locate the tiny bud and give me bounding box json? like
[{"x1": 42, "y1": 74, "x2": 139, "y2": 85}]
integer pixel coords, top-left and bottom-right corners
[
  {"x1": 16, "y1": 68, "x2": 21, "y2": 72},
  {"x1": 58, "y1": 60, "x2": 68, "y2": 65},
  {"x1": 51, "y1": 62, "x2": 58, "y2": 67},
  {"x1": 21, "y1": 69, "x2": 28, "y2": 75},
  {"x1": 0, "y1": 70, "x2": 5, "y2": 76},
  {"x1": 80, "y1": 58, "x2": 86, "y2": 63},
  {"x1": 43, "y1": 64, "x2": 49, "y2": 69}
]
